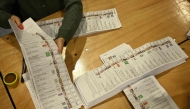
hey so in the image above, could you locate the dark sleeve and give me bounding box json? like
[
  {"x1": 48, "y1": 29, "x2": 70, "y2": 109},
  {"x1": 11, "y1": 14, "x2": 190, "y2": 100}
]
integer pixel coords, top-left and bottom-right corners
[
  {"x1": 0, "y1": 0, "x2": 16, "y2": 29},
  {"x1": 57, "y1": 0, "x2": 83, "y2": 44}
]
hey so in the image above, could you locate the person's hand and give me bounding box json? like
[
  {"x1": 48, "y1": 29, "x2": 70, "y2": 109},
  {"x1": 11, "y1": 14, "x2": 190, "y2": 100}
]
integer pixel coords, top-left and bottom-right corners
[
  {"x1": 55, "y1": 37, "x2": 65, "y2": 54},
  {"x1": 11, "y1": 15, "x2": 24, "y2": 30}
]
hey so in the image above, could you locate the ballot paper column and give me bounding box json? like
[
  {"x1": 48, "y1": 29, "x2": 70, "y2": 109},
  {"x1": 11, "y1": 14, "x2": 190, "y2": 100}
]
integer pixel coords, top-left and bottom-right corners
[
  {"x1": 74, "y1": 36, "x2": 188, "y2": 108},
  {"x1": 36, "y1": 8, "x2": 122, "y2": 38},
  {"x1": 9, "y1": 18, "x2": 83, "y2": 109},
  {"x1": 123, "y1": 76, "x2": 180, "y2": 109},
  {"x1": 9, "y1": 21, "x2": 69, "y2": 109}
]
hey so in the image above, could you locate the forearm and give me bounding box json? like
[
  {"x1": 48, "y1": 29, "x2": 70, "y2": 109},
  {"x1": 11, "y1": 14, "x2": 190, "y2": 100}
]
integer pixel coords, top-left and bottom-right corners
[
  {"x1": 0, "y1": 0, "x2": 15, "y2": 28},
  {"x1": 57, "y1": 0, "x2": 83, "y2": 43},
  {"x1": 0, "y1": 10, "x2": 12, "y2": 29}
]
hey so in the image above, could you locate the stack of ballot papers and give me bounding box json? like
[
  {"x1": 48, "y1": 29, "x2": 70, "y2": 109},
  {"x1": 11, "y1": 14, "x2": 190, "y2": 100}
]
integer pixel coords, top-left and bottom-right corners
[
  {"x1": 36, "y1": 8, "x2": 122, "y2": 39},
  {"x1": 74, "y1": 36, "x2": 188, "y2": 108},
  {"x1": 123, "y1": 76, "x2": 179, "y2": 109},
  {"x1": 9, "y1": 18, "x2": 83, "y2": 109},
  {"x1": 9, "y1": 11, "x2": 188, "y2": 109}
]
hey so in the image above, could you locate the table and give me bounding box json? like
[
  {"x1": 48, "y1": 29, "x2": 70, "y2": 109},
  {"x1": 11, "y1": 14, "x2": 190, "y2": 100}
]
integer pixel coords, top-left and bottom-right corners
[
  {"x1": 0, "y1": 34, "x2": 35, "y2": 109},
  {"x1": 0, "y1": 0, "x2": 190, "y2": 109},
  {"x1": 0, "y1": 75, "x2": 13, "y2": 109}
]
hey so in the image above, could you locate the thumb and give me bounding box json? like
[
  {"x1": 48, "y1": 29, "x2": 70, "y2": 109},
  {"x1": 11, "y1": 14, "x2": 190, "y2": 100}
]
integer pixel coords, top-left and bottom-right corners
[
  {"x1": 57, "y1": 42, "x2": 63, "y2": 54},
  {"x1": 55, "y1": 38, "x2": 64, "y2": 54},
  {"x1": 11, "y1": 15, "x2": 23, "y2": 30},
  {"x1": 15, "y1": 20, "x2": 24, "y2": 30}
]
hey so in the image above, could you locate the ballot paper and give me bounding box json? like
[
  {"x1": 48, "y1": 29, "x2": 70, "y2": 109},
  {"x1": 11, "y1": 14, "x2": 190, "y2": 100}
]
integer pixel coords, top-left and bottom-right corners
[
  {"x1": 9, "y1": 18, "x2": 83, "y2": 109},
  {"x1": 74, "y1": 36, "x2": 188, "y2": 108},
  {"x1": 99, "y1": 43, "x2": 133, "y2": 63},
  {"x1": 36, "y1": 8, "x2": 122, "y2": 39},
  {"x1": 186, "y1": 30, "x2": 190, "y2": 39},
  {"x1": 22, "y1": 72, "x2": 41, "y2": 109},
  {"x1": 123, "y1": 76, "x2": 179, "y2": 109}
]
